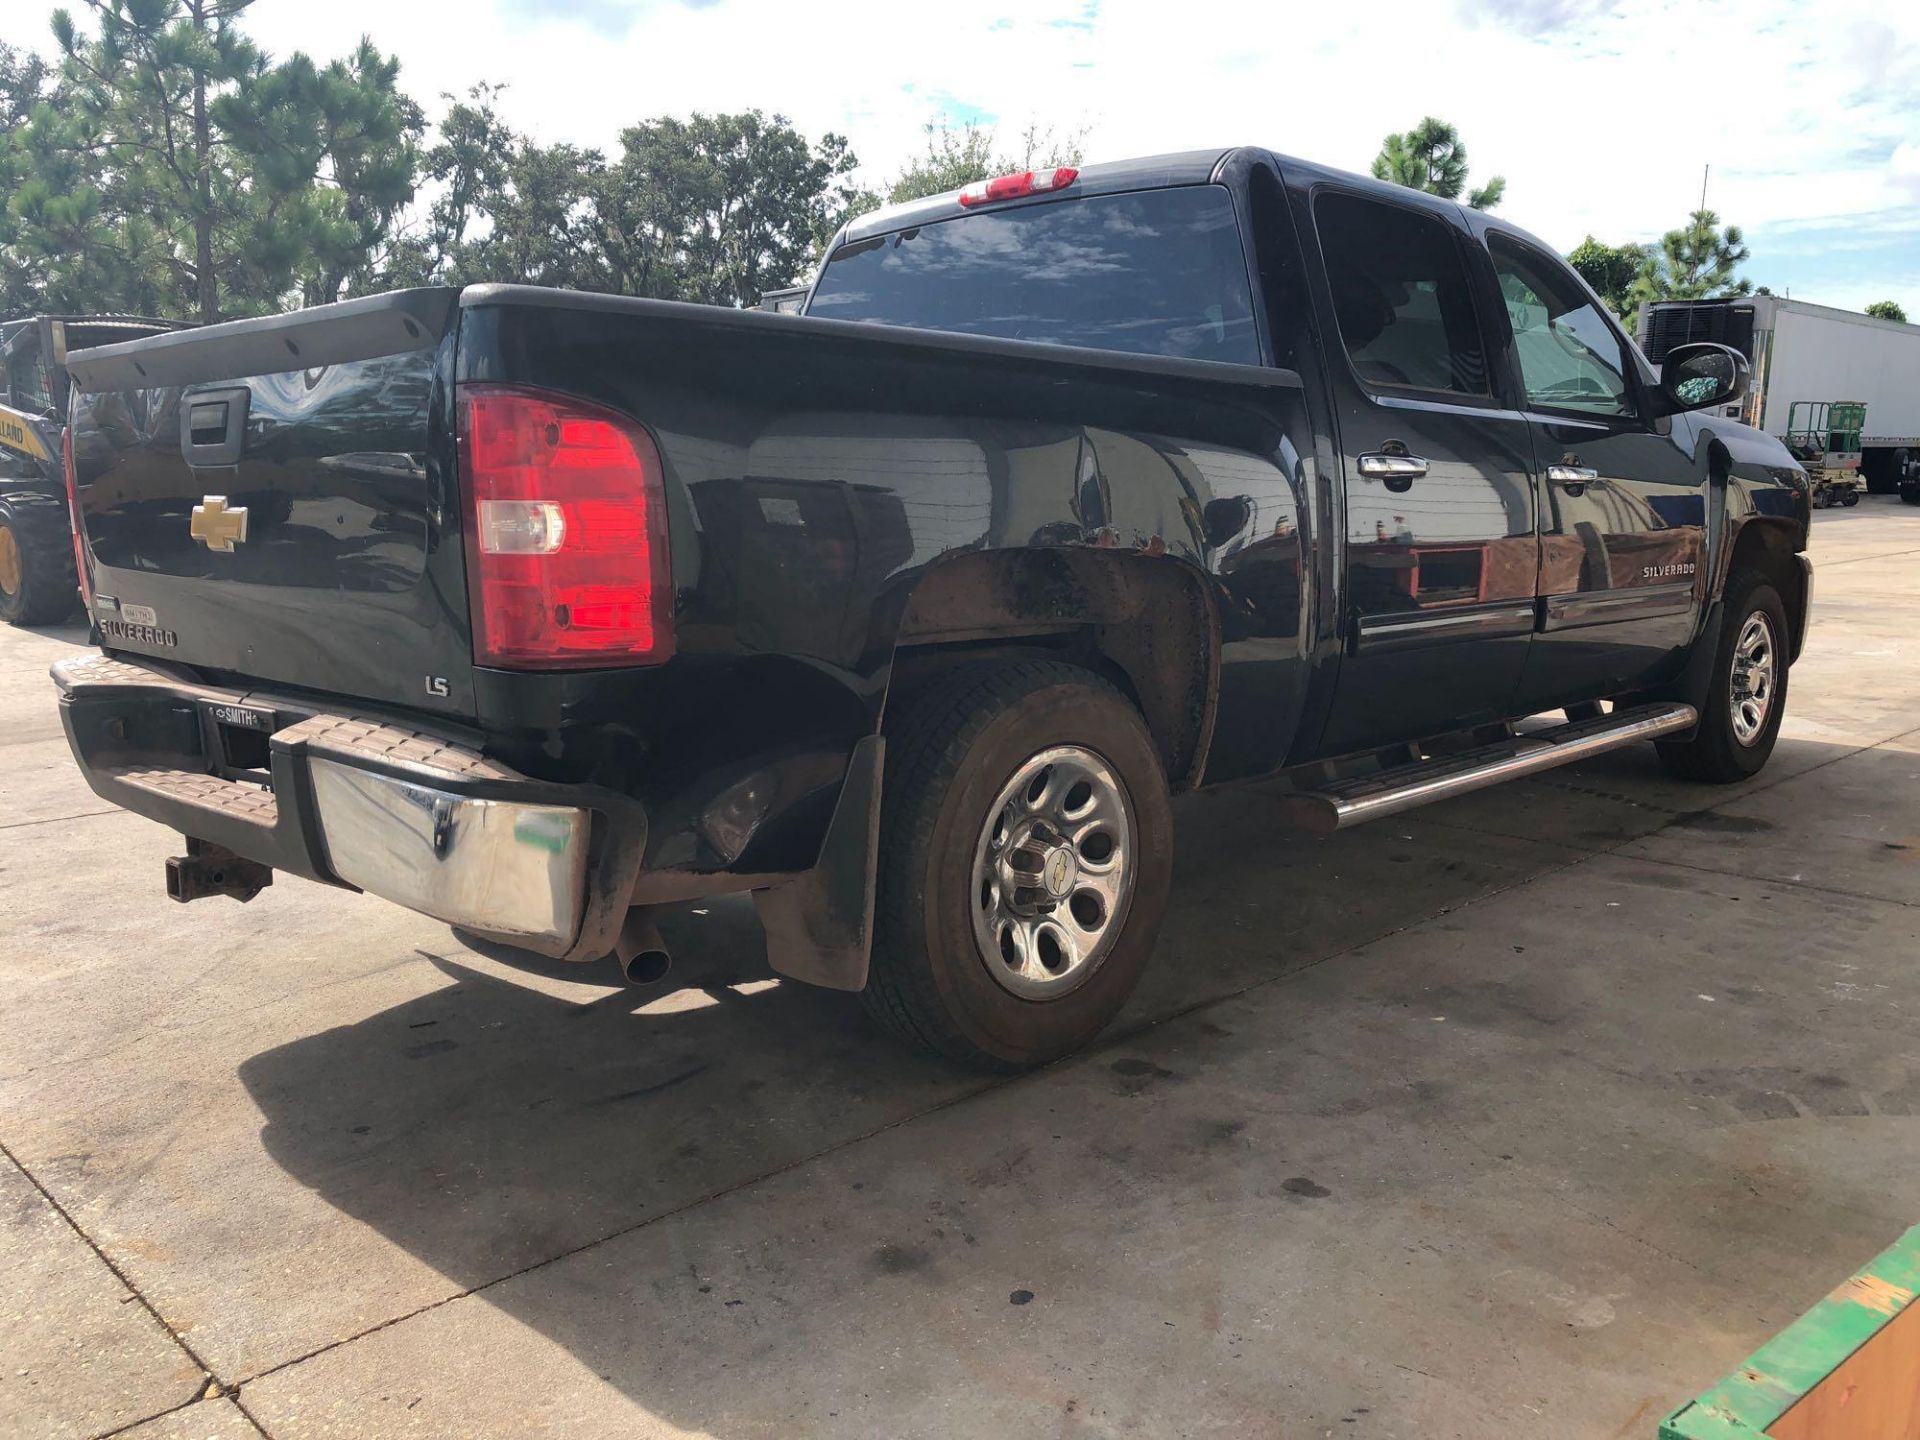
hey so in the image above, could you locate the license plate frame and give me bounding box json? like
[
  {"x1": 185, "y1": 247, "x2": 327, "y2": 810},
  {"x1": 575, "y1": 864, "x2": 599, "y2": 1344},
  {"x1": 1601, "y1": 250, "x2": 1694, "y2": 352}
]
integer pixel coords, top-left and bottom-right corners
[{"x1": 203, "y1": 700, "x2": 276, "y2": 733}]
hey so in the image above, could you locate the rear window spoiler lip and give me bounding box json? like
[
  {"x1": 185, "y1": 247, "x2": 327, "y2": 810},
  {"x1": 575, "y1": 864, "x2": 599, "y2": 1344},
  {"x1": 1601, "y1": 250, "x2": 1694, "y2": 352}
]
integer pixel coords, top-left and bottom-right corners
[{"x1": 65, "y1": 288, "x2": 457, "y2": 393}]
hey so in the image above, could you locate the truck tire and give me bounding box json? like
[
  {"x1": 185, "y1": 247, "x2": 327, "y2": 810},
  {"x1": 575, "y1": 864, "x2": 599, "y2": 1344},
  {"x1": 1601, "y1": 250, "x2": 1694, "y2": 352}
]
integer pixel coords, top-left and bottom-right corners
[
  {"x1": 865, "y1": 658, "x2": 1173, "y2": 1070},
  {"x1": 1656, "y1": 568, "x2": 1789, "y2": 784},
  {"x1": 0, "y1": 493, "x2": 80, "y2": 627}
]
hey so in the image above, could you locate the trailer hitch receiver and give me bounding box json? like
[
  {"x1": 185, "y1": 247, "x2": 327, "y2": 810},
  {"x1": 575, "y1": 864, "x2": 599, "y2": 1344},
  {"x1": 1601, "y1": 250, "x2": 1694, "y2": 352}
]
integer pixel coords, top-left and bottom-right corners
[{"x1": 166, "y1": 837, "x2": 273, "y2": 904}]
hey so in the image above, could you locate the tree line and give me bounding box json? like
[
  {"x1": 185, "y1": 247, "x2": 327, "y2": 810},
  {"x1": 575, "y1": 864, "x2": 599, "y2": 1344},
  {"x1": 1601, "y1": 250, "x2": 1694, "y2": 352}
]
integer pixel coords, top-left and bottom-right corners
[
  {"x1": 0, "y1": 3, "x2": 1088, "y2": 324},
  {"x1": 0, "y1": 3, "x2": 875, "y2": 321},
  {"x1": 1, "y1": 9, "x2": 1900, "y2": 331}
]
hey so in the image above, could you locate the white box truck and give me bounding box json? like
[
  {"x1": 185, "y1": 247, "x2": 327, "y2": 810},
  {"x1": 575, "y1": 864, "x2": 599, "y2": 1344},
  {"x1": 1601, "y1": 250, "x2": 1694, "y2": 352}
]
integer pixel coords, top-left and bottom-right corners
[{"x1": 1642, "y1": 296, "x2": 1920, "y2": 500}]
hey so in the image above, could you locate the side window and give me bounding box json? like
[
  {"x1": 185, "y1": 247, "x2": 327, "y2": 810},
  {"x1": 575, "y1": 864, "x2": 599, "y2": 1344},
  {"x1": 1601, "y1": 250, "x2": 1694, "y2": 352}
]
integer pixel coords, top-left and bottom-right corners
[
  {"x1": 1313, "y1": 191, "x2": 1489, "y2": 396},
  {"x1": 1488, "y1": 235, "x2": 1636, "y2": 419},
  {"x1": 6, "y1": 346, "x2": 52, "y2": 416}
]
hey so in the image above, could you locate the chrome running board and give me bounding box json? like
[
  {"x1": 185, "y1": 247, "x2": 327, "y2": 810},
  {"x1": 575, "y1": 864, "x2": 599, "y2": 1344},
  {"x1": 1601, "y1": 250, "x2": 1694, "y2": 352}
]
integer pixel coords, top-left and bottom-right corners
[{"x1": 1279, "y1": 702, "x2": 1698, "y2": 834}]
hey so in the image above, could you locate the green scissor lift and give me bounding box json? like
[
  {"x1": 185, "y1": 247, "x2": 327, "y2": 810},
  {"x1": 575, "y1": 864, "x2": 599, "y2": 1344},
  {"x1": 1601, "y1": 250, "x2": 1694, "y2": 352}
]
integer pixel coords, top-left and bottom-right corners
[
  {"x1": 1785, "y1": 400, "x2": 1866, "y2": 508},
  {"x1": 1661, "y1": 1222, "x2": 1919, "y2": 1438}
]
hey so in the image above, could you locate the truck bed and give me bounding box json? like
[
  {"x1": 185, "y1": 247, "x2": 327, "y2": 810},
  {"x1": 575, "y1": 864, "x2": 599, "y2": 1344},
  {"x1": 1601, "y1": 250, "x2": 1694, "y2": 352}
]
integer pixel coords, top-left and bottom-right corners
[{"x1": 66, "y1": 281, "x2": 1315, "y2": 787}]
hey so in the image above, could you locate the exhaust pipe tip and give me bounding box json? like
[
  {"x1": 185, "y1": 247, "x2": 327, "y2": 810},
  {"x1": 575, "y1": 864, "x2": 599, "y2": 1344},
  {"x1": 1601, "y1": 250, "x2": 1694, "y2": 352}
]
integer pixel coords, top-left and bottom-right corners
[
  {"x1": 615, "y1": 909, "x2": 672, "y2": 985},
  {"x1": 621, "y1": 946, "x2": 672, "y2": 986}
]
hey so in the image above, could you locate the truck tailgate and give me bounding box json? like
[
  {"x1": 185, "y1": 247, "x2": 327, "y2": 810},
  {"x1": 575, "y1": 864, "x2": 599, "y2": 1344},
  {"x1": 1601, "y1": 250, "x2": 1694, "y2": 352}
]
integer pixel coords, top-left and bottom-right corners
[{"x1": 64, "y1": 290, "x2": 474, "y2": 719}]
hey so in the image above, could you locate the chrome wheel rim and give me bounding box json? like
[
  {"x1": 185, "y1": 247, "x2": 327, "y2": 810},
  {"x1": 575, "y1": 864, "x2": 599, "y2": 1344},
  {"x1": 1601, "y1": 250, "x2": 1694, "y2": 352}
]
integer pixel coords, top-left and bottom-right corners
[
  {"x1": 1730, "y1": 610, "x2": 1778, "y2": 747},
  {"x1": 970, "y1": 744, "x2": 1135, "y2": 1000}
]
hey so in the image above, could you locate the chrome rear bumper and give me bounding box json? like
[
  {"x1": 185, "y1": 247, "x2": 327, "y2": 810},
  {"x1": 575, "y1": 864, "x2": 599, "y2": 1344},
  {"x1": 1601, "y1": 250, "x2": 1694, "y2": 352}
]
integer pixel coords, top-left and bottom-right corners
[
  {"x1": 307, "y1": 758, "x2": 591, "y2": 946},
  {"x1": 51, "y1": 653, "x2": 645, "y2": 959}
]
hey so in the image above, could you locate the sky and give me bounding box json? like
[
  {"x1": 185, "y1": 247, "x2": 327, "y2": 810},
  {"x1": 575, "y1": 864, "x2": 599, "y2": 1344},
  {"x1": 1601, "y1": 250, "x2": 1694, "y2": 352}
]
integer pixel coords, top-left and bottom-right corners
[{"x1": 30, "y1": 0, "x2": 1920, "y2": 312}]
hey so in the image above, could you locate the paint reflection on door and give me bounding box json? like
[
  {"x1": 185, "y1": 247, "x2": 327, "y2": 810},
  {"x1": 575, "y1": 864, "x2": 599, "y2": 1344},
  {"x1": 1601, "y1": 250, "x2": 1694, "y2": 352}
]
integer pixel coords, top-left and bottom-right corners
[{"x1": 1480, "y1": 231, "x2": 1710, "y2": 709}]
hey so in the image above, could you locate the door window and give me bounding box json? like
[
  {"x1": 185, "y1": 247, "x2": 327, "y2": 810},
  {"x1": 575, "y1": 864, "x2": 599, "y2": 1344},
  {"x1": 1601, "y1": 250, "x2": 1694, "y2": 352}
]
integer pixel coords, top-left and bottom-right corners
[
  {"x1": 1489, "y1": 236, "x2": 1636, "y2": 419},
  {"x1": 1313, "y1": 192, "x2": 1490, "y2": 396}
]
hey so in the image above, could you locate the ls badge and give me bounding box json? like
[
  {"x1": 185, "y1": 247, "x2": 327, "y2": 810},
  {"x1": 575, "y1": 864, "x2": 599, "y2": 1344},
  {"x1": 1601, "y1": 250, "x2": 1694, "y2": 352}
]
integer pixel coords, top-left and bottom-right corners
[{"x1": 190, "y1": 495, "x2": 249, "y2": 552}]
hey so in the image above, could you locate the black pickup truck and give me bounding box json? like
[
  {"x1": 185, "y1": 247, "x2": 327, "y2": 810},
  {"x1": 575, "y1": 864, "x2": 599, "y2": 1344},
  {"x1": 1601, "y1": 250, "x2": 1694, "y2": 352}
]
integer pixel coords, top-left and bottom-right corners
[{"x1": 52, "y1": 147, "x2": 1811, "y2": 1069}]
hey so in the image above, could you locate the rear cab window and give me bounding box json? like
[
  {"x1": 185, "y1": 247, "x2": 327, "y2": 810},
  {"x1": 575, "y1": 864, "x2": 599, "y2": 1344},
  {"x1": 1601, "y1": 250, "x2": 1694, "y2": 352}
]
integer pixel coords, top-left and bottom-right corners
[{"x1": 808, "y1": 186, "x2": 1262, "y2": 366}]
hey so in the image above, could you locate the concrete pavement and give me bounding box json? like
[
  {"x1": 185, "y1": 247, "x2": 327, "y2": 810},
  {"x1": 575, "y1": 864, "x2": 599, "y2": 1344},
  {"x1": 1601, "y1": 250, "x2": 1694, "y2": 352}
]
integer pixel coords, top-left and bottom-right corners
[{"x1": 2, "y1": 498, "x2": 1916, "y2": 1438}]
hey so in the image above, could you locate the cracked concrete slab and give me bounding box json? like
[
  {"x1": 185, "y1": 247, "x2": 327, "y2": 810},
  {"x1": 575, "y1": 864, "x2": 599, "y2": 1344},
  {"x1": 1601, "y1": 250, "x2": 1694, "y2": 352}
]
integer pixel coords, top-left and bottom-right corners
[
  {"x1": 238, "y1": 846, "x2": 1920, "y2": 1438},
  {"x1": 0, "y1": 794, "x2": 1582, "y2": 1381},
  {"x1": 1620, "y1": 741, "x2": 1920, "y2": 907},
  {"x1": 0, "y1": 735, "x2": 122, "y2": 829},
  {"x1": 115, "y1": 1398, "x2": 261, "y2": 1439},
  {"x1": 0, "y1": 1156, "x2": 205, "y2": 1440},
  {"x1": 1, "y1": 498, "x2": 1915, "y2": 1437}
]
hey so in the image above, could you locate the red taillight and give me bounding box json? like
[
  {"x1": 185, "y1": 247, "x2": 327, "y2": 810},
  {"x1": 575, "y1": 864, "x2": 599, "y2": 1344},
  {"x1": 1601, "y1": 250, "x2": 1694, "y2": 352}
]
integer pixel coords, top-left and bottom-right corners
[
  {"x1": 458, "y1": 384, "x2": 673, "y2": 669},
  {"x1": 63, "y1": 425, "x2": 93, "y2": 612},
  {"x1": 956, "y1": 166, "x2": 1079, "y2": 208}
]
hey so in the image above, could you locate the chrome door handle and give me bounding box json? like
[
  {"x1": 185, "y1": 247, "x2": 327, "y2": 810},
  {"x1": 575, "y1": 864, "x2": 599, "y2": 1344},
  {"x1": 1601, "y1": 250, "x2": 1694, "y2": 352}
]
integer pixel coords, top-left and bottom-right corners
[
  {"x1": 1357, "y1": 451, "x2": 1429, "y2": 492},
  {"x1": 1547, "y1": 463, "x2": 1599, "y2": 498}
]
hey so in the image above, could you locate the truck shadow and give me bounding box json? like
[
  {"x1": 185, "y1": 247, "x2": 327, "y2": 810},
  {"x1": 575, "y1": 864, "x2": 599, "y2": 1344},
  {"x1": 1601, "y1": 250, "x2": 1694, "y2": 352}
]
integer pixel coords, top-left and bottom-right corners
[{"x1": 231, "y1": 739, "x2": 1862, "y2": 1428}]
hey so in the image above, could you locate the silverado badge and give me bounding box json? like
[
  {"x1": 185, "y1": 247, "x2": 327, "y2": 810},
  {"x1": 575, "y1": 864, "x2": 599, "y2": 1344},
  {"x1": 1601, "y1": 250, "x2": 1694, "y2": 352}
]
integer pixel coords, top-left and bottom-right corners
[{"x1": 189, "y1": 495, "x2": 248, "y2": 553}]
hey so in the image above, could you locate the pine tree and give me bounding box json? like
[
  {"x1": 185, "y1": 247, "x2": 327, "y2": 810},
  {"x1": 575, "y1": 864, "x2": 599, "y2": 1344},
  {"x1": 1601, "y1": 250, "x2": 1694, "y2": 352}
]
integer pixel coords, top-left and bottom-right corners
[
  {"x1": 1627, "y1": 209, "x2": 1751, "y2": 319},
  {"x1": 43, "y1": 1, "x2": 417, "y2": 320},
  {"x1": 1371, "y1": 117, "x2": 1504, "y2": 210}
]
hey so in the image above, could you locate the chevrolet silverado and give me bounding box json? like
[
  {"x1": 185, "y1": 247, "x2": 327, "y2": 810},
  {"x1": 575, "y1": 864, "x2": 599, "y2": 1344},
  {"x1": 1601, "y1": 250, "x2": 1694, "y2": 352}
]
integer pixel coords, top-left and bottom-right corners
[{"x1": 51, "y1": 147, "x2": 1811, "y2": 1069}]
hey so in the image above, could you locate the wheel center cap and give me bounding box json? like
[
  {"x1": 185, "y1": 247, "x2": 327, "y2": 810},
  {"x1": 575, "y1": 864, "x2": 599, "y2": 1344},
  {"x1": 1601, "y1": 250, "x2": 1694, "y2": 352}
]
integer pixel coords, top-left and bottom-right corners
[{"x1": 1043, "y1": 847, "x2": 1077, "y2": 899}]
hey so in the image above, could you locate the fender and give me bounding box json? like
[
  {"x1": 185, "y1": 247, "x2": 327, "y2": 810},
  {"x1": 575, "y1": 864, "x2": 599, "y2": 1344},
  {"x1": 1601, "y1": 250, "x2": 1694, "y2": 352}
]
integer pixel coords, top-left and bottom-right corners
[{"x1": 1685, "y1": 412, "x2": 1811, "y2": 645}]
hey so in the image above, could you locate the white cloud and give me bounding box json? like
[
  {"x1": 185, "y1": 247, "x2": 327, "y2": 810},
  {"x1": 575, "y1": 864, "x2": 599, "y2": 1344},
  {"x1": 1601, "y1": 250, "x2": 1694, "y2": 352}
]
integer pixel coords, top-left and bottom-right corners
[
  {"x1": 1891, "y1": 140, "x2": 1920, "y2": 194},
  {"x1": 24, "y1": 0, "x2": 1920, "y2": 309}
]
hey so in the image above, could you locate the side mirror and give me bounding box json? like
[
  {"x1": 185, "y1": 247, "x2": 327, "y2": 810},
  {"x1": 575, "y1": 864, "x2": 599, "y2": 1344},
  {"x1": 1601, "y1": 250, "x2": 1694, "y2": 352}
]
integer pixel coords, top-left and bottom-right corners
[{"x1": 1658, "y1": 342, "x2": 1749, "y2": 415}]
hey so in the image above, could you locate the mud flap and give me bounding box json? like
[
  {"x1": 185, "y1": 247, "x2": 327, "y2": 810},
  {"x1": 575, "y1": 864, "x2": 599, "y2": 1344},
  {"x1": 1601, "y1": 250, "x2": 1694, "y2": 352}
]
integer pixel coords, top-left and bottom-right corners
[
  {"x1": 1666, "y1": 597, "x2": 1724, "y2": 738},
  {"x1": 752, "y1": 734, "x2": 883, "y2": 991}
]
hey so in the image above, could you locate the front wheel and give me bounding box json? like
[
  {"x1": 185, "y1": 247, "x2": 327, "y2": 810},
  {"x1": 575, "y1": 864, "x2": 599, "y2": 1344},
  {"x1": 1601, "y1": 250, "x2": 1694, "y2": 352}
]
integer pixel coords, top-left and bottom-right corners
[
  {"x1": 1841, "y1": 487, "x2": 1862, "y2": 507},
  {"x1": 1657, "y1": 569, "x2": 1789, "y2": 784},
  {"x1": 864, "y1": 658, "x2": 1173, "y2": 1070}
]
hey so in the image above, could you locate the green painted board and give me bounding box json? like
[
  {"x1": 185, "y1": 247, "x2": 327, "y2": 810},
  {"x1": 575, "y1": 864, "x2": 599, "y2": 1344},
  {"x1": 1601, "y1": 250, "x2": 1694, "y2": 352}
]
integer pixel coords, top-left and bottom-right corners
[{"x1": 1660, "y1": 1223, "x2": 1920, "y2": 1438}]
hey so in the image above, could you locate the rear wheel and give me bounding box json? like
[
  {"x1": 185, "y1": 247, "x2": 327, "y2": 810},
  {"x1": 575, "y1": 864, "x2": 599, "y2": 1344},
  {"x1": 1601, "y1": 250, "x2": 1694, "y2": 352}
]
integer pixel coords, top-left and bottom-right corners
[
  {"x1": 1841, "y1": 487, "x2": 1862, "y2": 507},
  {"x1": 0, "y1": 494, "x2": 80, "y2": 627},
  {"x1": 1656, "y1": 568, "x2": 1789, "y2": 784},
  {"x1": 864, "y1": 658, "x2": 1172, "y2": 1070}
]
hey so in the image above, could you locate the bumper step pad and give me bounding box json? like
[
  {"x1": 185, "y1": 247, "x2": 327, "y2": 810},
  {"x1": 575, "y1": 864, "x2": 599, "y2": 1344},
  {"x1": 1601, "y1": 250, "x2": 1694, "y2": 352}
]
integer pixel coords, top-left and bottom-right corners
[
  {"x1": 276, "y1": 714, "x2": 517, "y2": 783},
  {"x1": 111, "y1": 766, "x2": 280, "y2": 825}
]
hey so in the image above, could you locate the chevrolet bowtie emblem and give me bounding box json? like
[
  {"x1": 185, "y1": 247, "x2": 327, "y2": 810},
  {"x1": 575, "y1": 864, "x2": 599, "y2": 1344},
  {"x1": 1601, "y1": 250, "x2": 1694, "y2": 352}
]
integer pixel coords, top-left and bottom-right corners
[{"x1": 189, "y1": 495, "x2": 248, "y2": 552}]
